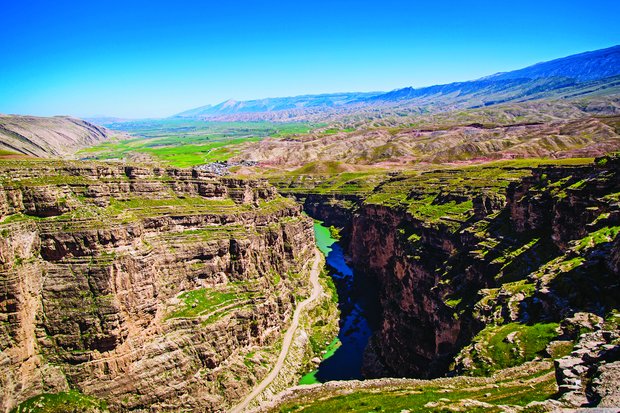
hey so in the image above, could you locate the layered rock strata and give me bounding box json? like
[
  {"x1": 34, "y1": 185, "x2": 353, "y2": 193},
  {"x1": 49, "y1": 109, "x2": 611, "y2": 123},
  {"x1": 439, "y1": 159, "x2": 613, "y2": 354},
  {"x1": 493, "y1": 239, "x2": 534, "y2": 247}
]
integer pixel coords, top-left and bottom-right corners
[
  {"x1": 274, "y1": 156, "x2": 619, "y2": 383},
  {"x1": 350, "y1": 156, "x2": 619, "y2": 378},
  {"x1": 0, "y1": 161, "x2": 315, "y2": 412}
]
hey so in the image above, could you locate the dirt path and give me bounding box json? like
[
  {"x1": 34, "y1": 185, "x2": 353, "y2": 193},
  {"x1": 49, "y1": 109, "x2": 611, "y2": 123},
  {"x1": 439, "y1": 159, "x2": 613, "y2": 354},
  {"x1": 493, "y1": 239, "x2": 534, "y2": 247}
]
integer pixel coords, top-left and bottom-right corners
[{"x1": 229, "y1": 251, "x2": 323, "y2": 413}]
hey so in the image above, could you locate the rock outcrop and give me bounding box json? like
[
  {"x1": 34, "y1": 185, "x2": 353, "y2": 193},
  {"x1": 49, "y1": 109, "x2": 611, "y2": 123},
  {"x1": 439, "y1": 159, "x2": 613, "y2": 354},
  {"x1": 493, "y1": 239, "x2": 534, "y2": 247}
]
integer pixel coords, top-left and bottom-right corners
[
  {"x1": 554, "y1": 321, "x2": 620, "y2": 407},
  {"x1": 0, "y1": 161, "x2": 316, "y2": 412},
  {"x1": 348, "y1": 156, "x2": 620, "y2": 379},
  {"x1": 275, "y1": 155, "x2": 620, "y2": 387}
]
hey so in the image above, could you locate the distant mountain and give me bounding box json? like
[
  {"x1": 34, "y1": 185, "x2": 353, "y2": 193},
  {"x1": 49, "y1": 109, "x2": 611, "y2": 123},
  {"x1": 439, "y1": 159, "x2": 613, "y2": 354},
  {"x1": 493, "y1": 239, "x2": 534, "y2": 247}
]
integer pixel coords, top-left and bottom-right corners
[
  {"x1": 176, "y1": 45, "x2": 620, "y2": 121},
  {"x1": 364, "y1": 75, "x2": 620, "y2": 108},
  {"x1": 172, "y1": 105, "x2": 212, "y2": 118},
  {"x1": 487, "y1": 45, "x2": 620, "y2": 82},
  {"x1": 0, "y1": 115, "x2": 117, "y2": 157},
  {"x1": 174, "y1": 92, "x2": 382, "y2": 118},
  {"x1": 364, "y1": 45, "x2": 620, "y2": 105}
]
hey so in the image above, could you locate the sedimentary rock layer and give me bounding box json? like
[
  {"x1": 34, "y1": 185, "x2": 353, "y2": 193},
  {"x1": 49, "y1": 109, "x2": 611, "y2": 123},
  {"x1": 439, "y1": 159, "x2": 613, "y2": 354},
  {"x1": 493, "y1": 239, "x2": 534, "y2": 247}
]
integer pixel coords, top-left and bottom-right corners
[
  {"x1": 0, "y1": 161, "x2": 315, "y2": 412},
  {"x1": 276, "y1": 156, "x2": 619, "y2": 382},
  {"x1": 0, "y1": 115, "x2": 116, "y2": 158}
]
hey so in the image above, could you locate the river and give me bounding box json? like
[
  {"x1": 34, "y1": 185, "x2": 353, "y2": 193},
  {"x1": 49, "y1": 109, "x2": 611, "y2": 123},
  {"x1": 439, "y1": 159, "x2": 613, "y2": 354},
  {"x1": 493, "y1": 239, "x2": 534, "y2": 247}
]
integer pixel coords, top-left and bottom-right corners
[{"x1": 299, "y1": 221, "x2": 376, "y2": 384}]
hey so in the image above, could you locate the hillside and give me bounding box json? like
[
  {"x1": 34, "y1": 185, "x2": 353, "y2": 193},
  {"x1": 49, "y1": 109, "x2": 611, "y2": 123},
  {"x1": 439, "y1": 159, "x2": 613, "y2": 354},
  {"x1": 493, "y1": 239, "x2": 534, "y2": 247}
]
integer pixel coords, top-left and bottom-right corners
[
  {"x1": 232, "y1": 113, "x2": 620, "y2": 169},
  {"x1": 0, "y1": 115, "x2": 117, "y2": 158},
  {"x1": 488, "y1": 44, "x2": 620, "y2": 82}
]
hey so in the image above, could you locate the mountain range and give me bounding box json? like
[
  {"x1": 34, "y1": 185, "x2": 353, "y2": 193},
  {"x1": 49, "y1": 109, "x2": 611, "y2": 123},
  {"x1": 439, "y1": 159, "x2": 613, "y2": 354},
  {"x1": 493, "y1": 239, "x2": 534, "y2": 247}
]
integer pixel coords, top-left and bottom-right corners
[
  {"x1": 175, "y1": 92, "x2": 382, "y2": 118},
  {"x1": 175, "y1": 45, "x2": 620, "y2": 121}
]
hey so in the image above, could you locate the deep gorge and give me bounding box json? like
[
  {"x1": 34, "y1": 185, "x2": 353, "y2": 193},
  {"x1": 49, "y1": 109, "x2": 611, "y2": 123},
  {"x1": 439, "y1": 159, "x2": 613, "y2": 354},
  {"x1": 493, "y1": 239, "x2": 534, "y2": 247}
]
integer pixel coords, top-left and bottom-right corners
[
  {"x1": 1, "y1": 155, "x2": 619, "y2": 412},
  {"x1": 299, "y1": 221, "x2": 379, "y2": 383},
  {"x1": 290, "y1": 155, "x2": 620, "y2": 385}
]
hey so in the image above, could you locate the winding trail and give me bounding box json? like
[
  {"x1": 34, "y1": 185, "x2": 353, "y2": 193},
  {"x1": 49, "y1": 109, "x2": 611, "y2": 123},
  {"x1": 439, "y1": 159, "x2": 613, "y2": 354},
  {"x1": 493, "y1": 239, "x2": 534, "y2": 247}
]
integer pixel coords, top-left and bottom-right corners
[{"x1": 229, "y1": 250, "x2": 323, "y2": 413}]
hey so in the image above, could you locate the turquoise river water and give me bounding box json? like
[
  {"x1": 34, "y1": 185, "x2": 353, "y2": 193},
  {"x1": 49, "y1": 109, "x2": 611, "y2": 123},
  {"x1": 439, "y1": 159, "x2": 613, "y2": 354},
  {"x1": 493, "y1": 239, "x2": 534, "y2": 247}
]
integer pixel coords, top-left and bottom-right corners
[{"x1": 299, "y1": 221, "x2": 377, "y2": 384}]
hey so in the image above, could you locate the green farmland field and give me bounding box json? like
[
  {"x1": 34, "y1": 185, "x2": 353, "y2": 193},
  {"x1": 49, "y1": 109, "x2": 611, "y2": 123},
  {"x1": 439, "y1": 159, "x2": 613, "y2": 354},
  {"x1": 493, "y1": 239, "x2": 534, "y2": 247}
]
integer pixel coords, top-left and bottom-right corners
[{"x1": 80, "y1": 119, "x2": 318, "y2": 167}]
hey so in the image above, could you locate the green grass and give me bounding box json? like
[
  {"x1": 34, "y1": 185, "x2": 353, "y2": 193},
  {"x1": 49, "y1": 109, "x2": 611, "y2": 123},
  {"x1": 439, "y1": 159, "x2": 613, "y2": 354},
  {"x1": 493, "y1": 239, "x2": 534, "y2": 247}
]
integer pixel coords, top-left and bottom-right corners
[
  {"x1": 278, "y1": 363, "x2": 557, "y2": 412},
  {"x1": 0, "y1": 193, "x2": 253, "y2": 231},
  {"x1": 546, "y1": 340, "x2": 575, "y2": 359},
  {"x1": 299, "y1": 337, "x2": 342, "y2": 385},
  {"x1": 78, "y1": 120, "x2": 318, "y2": 167},
  {"x1": 293, "y1": 161, "x2": 350, "y2": 175},
  {"x1": 412, "y1": 199, "x2": 473, "y2": 222},
  {"x1": 10, "y1": 390, "x2": 108, "y2": 413},
  {"x1": 574, "y1": 225, "x2": 620, "y2": 252},
  {"x1": 465, "y1": 323, "x2": 559, "y2": 375},
  {"x1": 0, "y1": 149, "x2": 22, "y2": 156},
  {"x1": 106, "y1": 196, "x2": 236, "y2": 212},
  {"x1": 141, "y1": 137, "x2": 261, "y2": 167},
  {"x1": 166, "y1": 288, "x2": 241, "y2": 319},
  {"x1": 271, "y1": 171, "x2": 385, "y2": 196},
  {"x1": 273, "y1": 159, "x2": 563, "y2": 202}
]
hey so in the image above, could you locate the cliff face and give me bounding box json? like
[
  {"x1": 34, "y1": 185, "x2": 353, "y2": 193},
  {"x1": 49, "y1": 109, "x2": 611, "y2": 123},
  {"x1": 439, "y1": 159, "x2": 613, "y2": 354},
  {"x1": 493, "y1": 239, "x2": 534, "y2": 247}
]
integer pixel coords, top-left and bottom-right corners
[
  {"x1": 0, "y1": 161, "x2": 315, "y2": 412},
  {"x1": 348, "y1": 204, "x2": 469, "y2": 377},
  {"x1": 272, "y1": 156, "x2": 620, "y2": 377},
  {"x1": 334, "y1": 157, "x2": 619, "y2": 379}
]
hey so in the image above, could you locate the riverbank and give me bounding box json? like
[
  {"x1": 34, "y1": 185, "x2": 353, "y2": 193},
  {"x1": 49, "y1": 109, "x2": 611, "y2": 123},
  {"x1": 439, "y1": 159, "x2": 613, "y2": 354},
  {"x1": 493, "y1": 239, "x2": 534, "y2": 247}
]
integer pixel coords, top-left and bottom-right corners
[{"x1": 299, "y1": 221, "x2": 377, "y2": 384}]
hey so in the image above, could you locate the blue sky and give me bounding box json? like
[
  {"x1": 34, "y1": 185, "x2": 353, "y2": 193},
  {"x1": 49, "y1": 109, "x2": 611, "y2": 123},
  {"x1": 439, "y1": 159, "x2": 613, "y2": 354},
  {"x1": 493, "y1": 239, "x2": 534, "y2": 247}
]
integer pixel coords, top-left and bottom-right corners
[{"x1": 1, "y1": 0, "x2": 619, "y2": 118}]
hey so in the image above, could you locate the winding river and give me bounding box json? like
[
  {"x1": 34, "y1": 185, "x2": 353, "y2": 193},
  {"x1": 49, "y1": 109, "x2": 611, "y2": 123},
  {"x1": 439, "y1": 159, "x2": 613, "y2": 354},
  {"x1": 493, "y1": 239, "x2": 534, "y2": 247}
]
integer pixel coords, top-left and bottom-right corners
[{"x1": 299, "y1": 221, "x2": 377, "y2": 384}]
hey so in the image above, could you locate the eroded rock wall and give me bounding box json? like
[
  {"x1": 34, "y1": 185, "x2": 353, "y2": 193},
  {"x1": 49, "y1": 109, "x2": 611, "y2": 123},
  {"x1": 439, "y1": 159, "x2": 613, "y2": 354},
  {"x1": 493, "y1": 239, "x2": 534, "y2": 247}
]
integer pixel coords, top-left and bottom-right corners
[
  {"x1": 0, "y1": 163, "x2": 315, "y2": 412},
  {"x1": 345, "y1": 157, "x2": 619, "y2": 378}
]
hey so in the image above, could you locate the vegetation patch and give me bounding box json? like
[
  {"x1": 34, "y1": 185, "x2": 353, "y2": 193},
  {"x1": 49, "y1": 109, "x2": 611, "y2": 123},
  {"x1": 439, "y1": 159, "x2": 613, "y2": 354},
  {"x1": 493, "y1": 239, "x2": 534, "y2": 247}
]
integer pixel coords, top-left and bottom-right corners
[
  {"x1": 166, "y1": 288, "x2": 245, "y2": 319},
  {"x1": 78, "y1": 120, "x2": 317, "y2": 167},
  {"x1": 463, "y1": 322, "x2": 559, "y2": 376},
  {"x1": 299, "y1": 265, "x2": 340, "y2": 385},
  {"x1": 276, "y1": 362, "x2": 557, "y2": 412},
  {"x1": 10, "y1": 390, "x2": 108, "y2": 413}
]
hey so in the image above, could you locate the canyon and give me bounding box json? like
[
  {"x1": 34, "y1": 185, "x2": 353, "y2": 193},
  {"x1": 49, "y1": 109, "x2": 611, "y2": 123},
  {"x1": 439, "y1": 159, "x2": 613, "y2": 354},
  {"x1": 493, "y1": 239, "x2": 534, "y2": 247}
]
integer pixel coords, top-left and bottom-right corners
[
  {"x1": 0, "y1": 160, "x2": 337, "y2": 412},
  {"x1": 267, "y1": 154, "x2": 620, "y2": 410},
  {"x1": 1, "y1": 151, "x2": 618, "y2": 413},
  {"x1": 1, "y1": 45, "x2": 620, "y2": 413},
  {"x1": 0, "y1": 154, "x2": 618, "y2": 412}
]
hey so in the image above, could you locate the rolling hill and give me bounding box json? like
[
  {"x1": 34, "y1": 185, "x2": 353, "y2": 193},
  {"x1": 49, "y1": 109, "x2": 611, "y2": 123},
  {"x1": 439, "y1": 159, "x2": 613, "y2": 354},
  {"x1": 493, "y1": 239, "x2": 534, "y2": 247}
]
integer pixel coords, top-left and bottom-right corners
[
  {"x1": 232, "y1": 113, "x2": 620, "y2": 168},
  {"x1": 0, "y1": 115, "x2": 118, "y2": 158}
]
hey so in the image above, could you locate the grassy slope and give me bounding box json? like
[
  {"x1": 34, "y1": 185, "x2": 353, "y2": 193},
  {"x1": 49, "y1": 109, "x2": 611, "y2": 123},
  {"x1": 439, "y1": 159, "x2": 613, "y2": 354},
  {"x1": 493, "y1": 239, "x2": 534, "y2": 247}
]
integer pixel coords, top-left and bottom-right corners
[
  {"x1": 10, "y1": 391, "x2": 108, "y2": 413},
  {"x1": 272, "y1": 361, "x2": 557, "y2": 413}
]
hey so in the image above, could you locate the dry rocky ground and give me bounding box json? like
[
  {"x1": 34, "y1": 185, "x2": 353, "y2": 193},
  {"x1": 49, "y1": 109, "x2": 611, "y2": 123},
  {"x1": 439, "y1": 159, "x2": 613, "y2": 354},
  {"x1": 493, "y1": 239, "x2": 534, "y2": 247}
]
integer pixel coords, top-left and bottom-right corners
[
  {"x1": 233, "y1": 115, "x2": 620, "y2": 170},
  {"x1": 0, "y1": 115, "x2": 122, "y2": 158}
]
